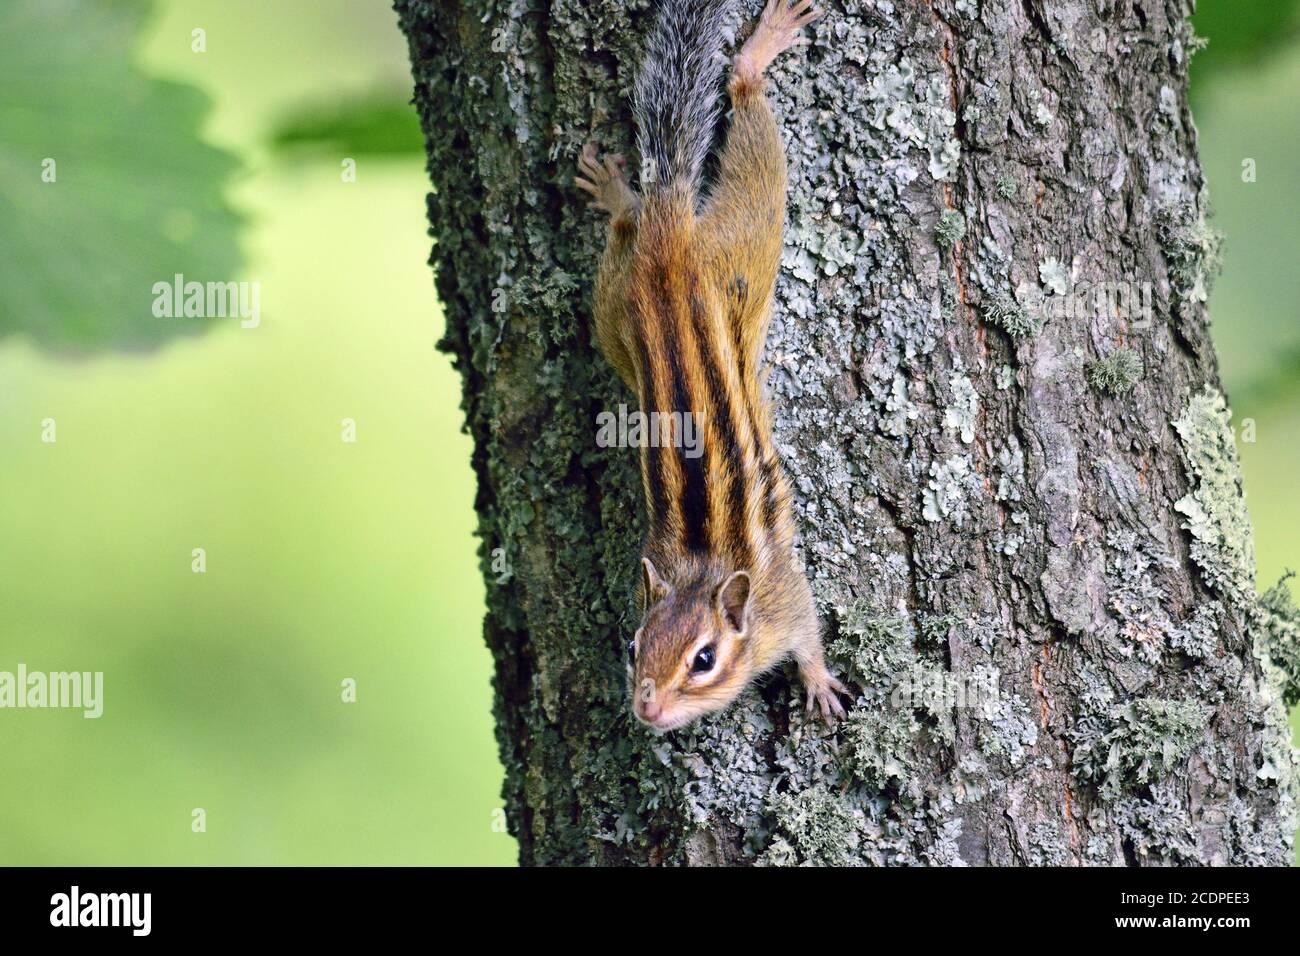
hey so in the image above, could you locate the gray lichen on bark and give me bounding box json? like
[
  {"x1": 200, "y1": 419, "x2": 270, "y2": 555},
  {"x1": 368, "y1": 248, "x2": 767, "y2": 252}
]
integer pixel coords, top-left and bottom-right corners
[{"x1": 396, "y1": 0, "x2": 1298, "y2": 865}]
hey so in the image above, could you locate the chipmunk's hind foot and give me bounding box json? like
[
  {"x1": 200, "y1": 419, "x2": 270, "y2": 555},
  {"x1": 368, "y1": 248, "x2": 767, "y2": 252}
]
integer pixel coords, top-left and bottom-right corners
[
  {"x1": 733, "y1": 0, "x2": 823, "y2": 86},
  {"x1": 575, "y1": 142, "x2": 640, "y2": 220}
]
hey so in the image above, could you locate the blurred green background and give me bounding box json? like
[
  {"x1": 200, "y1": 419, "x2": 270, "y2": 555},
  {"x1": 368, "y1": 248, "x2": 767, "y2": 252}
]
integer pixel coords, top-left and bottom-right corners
[
  {"x1": 0, "y1": 0, "x2": 1295, "y2": 865},
  {"x1": 0, "y1": 0, "x2": 512, "y2": 865}
]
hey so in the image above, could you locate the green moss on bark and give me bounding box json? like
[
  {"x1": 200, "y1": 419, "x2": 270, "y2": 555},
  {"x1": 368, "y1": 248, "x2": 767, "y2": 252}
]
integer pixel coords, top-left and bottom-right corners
[
  {"x1": 1072, "y1": 698, "x2": 1209, "y2": 801},
  {"x1": 1172, "y1": 387, "x2": 1255, "y2": 606}
]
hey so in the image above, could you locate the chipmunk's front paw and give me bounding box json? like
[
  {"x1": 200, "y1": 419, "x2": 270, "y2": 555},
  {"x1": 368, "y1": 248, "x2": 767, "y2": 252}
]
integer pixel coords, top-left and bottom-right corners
[
  {"x1": 574, "y1": 142, "x2": 639, "y2": 219},
  {"x1": 801, "y1": 667, "x2": 848, "y2": 723}
]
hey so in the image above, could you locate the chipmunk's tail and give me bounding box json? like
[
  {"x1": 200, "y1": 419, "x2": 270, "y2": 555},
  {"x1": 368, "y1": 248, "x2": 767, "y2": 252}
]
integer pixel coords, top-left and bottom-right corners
[{"x1": 633, "y1": 0, "x2": 736, "y2": 200}]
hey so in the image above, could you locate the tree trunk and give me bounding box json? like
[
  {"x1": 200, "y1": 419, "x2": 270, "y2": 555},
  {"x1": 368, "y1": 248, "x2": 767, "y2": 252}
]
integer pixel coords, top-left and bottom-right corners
[{"x1": 395, "y1": 0, "x2": 1298, "y2": 865}]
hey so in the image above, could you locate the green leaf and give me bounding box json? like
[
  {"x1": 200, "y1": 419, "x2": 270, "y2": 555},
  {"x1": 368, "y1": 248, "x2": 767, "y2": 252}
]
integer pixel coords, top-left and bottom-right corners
[
  {"x1": 270, "y1": 93, "x2": 424, "y2": 157},
  {"x1": 1192, "y1": 2, "x2": 1300, "y2": 76},
  {"x1": 0, "y1": 0, "x2": 244, "y2": 353}
]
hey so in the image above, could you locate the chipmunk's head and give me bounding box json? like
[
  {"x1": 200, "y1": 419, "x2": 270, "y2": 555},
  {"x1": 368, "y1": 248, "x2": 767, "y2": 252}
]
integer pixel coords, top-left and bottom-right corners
[{"x1": 627, "y1": 556, "x2": 753, "y2": 731}]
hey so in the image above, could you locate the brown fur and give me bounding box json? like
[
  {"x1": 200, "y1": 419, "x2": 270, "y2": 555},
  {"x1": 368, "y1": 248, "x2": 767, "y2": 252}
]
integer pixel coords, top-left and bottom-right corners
[{"x1": 577, "y1": 1, "x2": 845, "y2": 730}]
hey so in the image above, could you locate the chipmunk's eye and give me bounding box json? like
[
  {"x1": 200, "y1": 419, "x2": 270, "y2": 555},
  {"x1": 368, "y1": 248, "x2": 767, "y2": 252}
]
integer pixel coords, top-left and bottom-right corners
[
  {"x1": 627, "y1": 630, "x2": 641, "y2": 665},
  {"x1": 691, "y1": 645, "x2": 716, "y2": 674}
]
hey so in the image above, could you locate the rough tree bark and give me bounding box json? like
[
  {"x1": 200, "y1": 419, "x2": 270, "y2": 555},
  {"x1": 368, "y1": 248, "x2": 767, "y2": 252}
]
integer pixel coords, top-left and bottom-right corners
[{"x1": 396, "y1": 0, "x2": 1299, "y2": 865}]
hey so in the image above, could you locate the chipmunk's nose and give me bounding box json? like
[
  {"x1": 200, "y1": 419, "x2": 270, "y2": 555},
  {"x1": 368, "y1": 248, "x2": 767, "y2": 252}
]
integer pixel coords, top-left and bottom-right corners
[{"x1": 639, "y1": 699, "x2": 662, "y2": 722}]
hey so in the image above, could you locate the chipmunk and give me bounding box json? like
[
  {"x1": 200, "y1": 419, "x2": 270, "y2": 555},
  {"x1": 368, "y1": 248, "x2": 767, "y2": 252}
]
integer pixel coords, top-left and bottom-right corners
[{"x1": 575, "y1": 0, "x2": 847, "y2": 732}]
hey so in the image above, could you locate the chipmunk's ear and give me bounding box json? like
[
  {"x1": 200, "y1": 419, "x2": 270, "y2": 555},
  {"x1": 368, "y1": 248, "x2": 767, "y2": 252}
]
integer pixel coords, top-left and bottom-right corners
[
  {"x1": 716, "y1": 571, "x2": 751, "y2": 635},
  {"x1": 641, "y1": 557, "x2": 669, "y2": 605}
]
